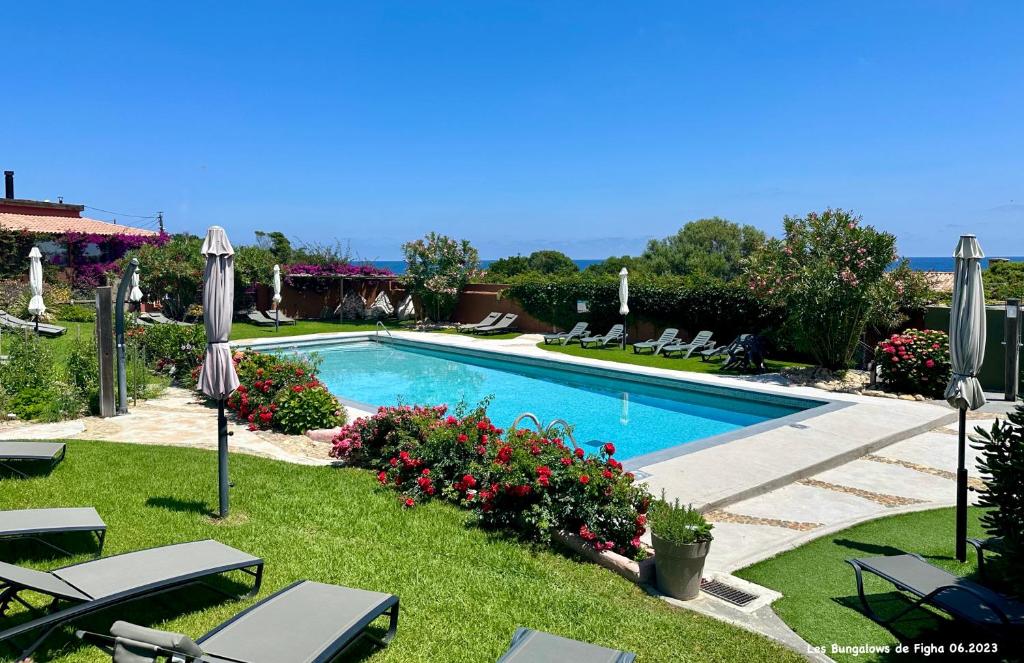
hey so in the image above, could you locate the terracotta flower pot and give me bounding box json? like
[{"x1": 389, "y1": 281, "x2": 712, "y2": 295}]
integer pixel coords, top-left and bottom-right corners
[{"x1": 651, "y1": 533, "x2": 710, "y2": 600}]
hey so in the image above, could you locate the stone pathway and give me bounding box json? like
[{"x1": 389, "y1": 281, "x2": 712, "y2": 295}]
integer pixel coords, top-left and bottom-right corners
[
  {"x1": 700, "y1": 416, "x2": 999, "y2": 574},
  {"x1": 0, "y1": 387, "x2": 337, "y2": 466}
]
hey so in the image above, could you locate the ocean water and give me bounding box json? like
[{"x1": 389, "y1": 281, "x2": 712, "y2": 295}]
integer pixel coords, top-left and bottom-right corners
[{"x1": 290, "y1": 341, "x2": 816, "y2": 461}]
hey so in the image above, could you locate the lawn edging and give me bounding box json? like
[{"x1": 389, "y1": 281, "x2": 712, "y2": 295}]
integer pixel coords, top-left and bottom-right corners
[{"x1": 553, "y1": 530, "x2": 655, "y2": 584}]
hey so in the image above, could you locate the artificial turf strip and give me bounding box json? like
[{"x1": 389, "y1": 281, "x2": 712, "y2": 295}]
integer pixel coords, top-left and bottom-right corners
[
  {"x1": 536, "y1": 342, "x2": 809, "y2": 375},
  {"x1": 735, "y1": 507, "x2": 997, "y2": 663},
  {"x1": 1, "y1": 441, "x2": 802, "y2": 663}
]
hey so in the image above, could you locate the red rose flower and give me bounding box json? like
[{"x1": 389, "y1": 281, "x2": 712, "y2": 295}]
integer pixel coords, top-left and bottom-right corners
[
  {"x1": 579, "y1": 475, "x2": 590, "y2": 485},
  {"x1": 603, "y1": 442, "x2": 616, "y2": 456},
  {"x1": 404, "y1": 498, "x2": 414, "y2": 507},
  {"x1": 457, "y1": 433, "x2": 469, "y2": 443}
]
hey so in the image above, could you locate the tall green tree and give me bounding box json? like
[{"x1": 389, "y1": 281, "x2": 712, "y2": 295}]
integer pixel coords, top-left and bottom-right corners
[
  {"x1": 641, "y1": 218, "x2": 766, "y2": 280},
  {"x1": 402, "y1": 232, "x2": 479, "y2": 321},
  {"x1": 486, "y1": 250, "x2": 578, "y2": 281},
  {"x1": 123, "y1": 234, "x2": 205, "y2": 319},
  {"x1": 254, "y1": 230, "x2": 294, "y2": 263}
]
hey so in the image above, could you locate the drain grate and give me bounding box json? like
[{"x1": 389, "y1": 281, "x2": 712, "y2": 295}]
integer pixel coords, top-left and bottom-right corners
[{"x1": 700, "y1": 579, "x2": 758, "y2": 607}]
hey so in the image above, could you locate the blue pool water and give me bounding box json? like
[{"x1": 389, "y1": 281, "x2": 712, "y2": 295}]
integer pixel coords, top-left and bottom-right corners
[{"x1": 287, "y1": 341, "x2": 815, "y2": 461}]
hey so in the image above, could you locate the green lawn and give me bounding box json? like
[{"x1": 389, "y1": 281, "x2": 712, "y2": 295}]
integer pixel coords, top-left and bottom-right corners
[
  {"x1": 537, "y1": 342, "x2": 809, "y2": 375},
  {"x1": 229, "y1": 318, "x2": 406, "y2": 340},
  {"x1": 736, "y1": 507, "x2": 1001, "y2": 663},
  {"x1": 432, "y1": 327, "x2": 524, "y2": 340},
  {"x1": 0, "y1": 441, "x2": 802, "y2": 663}
]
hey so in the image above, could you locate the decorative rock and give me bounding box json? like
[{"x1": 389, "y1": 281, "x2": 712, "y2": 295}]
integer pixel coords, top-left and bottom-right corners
[
  {"x1": 898, "y1": 394, "x2": 917, "y2": 401},
  {"x1": 914, "y1": 394, "x2": 927, "y2": 401},
  {"x1": 862, "y1": 389, "x2": 885, "y2": 397}
]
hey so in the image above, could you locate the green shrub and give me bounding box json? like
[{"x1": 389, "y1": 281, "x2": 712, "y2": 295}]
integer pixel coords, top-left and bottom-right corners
[
  {"x1": 330, "y1": 404, "x2": 651, "y2": 558},
  {"x1": 984, "y1": 261, "x2": 1024, "y2": 302},
  {"x1": 971, "y1": 403, "x2": 1024, "y2": 594},
  {"x1": 745, "y1": 209, "x2": 897, "y2": 370},
  {"x1": 649, "y1": 493, "x2": 713, "y2": 545},
  {"x1": 504, "y1": 272, "x2": 784, "y2": 342},
  {"x1": 402, "y1": 232, "x2": 480, "y2": 321},
  {"x1": 64, "y1": 333, "x2": 100, "y2": 414},
  {"x1": 274, "y1": 384, "x2": 345, "y2": 434},
  {"x1": 132, "y1": 322, "x2": 206, "y2": 381},
  {"x1": 0, "y1": 330, "x2": 54, "y2": 393},
  {"x1": 54, "y1": 303, "x2": 96, "y2": 322}
]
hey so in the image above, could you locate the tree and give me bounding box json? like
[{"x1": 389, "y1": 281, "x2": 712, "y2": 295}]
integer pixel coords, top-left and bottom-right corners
[
  {"x1": 984, "y1": 261, "x2": 1024, "y2": 302},
  {"x1": 234, "y1": 245, "x2": 278, "y2": 308},
  {"x1": 582, "y1": 255, "x2": 651, "y2": 277},
  {"x1": 641, "y1": 218, "x2": 765, "y2": 281},
  {"x1": 486, "y1": 250, "x2": 578, "y2": 281},
  {"x1": 254, "y1": 231, "x2": 294, "y2": 263},
  {"x1": 866, "y1": 260, "x2": 935, "y2": 335},
  {"x1": 745, "y1": 209, "x2": 896, "y2": 370},
  {"x1": 123, "y1": 234, "x2": 205, "y2": 319},
  {"x1": 402, "y1": 232, "x2": 479, "y2": 322}
]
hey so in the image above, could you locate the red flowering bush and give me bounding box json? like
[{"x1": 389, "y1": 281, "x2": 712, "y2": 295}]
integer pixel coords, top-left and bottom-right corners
[
  {"x1": 331, "y1": 404, "x2": 651, "y2": 559},
  {"x1": 223, "y1": 351, "x2": 343, "y2": 433},
  {"x1": 876, "y1": 328, "x2": 950, "y2": 397}
]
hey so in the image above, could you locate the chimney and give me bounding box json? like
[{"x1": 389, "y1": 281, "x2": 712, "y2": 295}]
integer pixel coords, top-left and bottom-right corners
[{"x1": 3, "y1": 171, "x2": 12, "y2": 199}]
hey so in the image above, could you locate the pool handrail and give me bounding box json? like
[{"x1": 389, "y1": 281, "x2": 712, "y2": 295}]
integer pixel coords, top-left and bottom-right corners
[
  {"x1": 509, "y1": 413, "x2": 581, "y2": 450},
  {"x1": 375, "y1": 321, "x2": 393, "y2": 340}
]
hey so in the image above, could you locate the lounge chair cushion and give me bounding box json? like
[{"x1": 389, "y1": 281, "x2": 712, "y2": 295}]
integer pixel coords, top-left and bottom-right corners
[
  {"x1": 0, "y1": 441, "x2": 66, "y2": 461},
  {"x1": 53, "y1": 540, "x2": 260, "y2": 600},
  {"x1": 110, "y1": 621, "x2": 205, "y2": 661},
  {"x1": 0, "y1": 560, "x2": 90, "y2": 601},
  {"x1": 498, "y1": 628, "x2": 635, "y2": 663},
  {"x1": 197, "y1": 580, "x2": 397, "y2": 663},
  {"x1": 0, "y1": 507, "x2": 105, "y2": 537},
  {"x1": 853, "y1": 554, "x2": 1024, "y2": 626}
]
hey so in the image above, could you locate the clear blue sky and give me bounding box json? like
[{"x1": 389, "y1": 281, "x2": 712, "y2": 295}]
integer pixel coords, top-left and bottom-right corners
[{"x1": 4, "y1": 2, "x2": 1022, "y2": 259}]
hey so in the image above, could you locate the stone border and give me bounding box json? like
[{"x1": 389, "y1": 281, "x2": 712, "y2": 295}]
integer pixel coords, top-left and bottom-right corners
[{"x1": 552, "y1": 530, "x2": 655, "y2": 585}]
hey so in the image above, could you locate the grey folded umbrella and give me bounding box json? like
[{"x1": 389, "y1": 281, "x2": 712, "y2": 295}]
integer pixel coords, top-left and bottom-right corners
[{"x1": 197, "y1": 226, "x2": 240, "y2": 518}]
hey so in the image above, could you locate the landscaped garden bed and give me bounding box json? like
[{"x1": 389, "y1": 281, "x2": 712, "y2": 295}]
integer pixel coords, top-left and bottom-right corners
[{"x1": 0, "y1": 440, "x2": 804, "y2": 662}]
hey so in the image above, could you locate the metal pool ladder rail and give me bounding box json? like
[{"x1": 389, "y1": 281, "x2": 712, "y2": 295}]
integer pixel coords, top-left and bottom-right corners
[
  {"x1": 375, "y1": 321, "x2": 393, "y2": 341},
  {"x1": 509, "y1": 413, "x2": 581, "y2": 450}
]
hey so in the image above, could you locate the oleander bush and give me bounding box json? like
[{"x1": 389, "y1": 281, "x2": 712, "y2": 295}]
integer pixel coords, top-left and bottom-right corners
[
  {"x1": 330, "y1": 404, "x2": 651, "y2": 559},
  {"x1": 875, "y1": 328, "x2": 950, "y2": 397},
  {"x1": 223, "y1": 350, "x2": 343, "y2": 433}
]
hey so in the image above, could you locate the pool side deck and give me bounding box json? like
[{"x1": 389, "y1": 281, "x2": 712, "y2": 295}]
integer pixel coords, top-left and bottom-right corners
[{"x1": 238, "y1": 330, "x2": 958, "y2": 511}]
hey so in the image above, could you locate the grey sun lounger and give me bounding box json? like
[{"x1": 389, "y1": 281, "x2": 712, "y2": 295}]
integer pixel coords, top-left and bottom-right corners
[
  {"x1": 0, "y1": 310, "x2": 66, "y2": 337},
  {"x1": 458, "y1": 311, "x2": 501, "y2": 332},
  {"x1": 847, "y1": 554, "x2": 1024, "y2": 631},
  {"x1": 474, "y1": 313, "x2": 519, "y2": 335},
  {"x1": 579, "y1": 324, "x2": 624, "y2": 349},
  {"x1": 245, "y1": 311, "x2": 277, "y2": 327},
  {"x1": 76, "y1": 579, "x2": 399, "y2": 663},
  {"x1": 662, "y1": 330, "x2": 715, "y2": 359},
  {"x1": 262, "y1": 309, "x2": 295, "y2": 324},
  {"x1": 0, "y1": 507, "x2": 106, "y2": 556},
  {"x1": 542, "y1": 322, "x2": 589, "y2": 345},
  {"x1": 0, "y1": 441, "x2": 66, "y2": 478},
  {"x1": 632, "y1": 328, "x2": 678, "y2": 355},
  {"x1": 140, "y1": 311, "x2": 192, "y2": 326},
  {"x1": 497, "y1": 627, "x2": 636, "y2": 663},
  {"x1": 0, "y1": 539, "x2": 263, "y2": 660}
]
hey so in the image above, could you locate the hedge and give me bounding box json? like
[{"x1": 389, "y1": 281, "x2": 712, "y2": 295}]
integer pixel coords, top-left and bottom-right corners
[{"x1": 501, "y1": 273, "x2": 785, "y2": 342}]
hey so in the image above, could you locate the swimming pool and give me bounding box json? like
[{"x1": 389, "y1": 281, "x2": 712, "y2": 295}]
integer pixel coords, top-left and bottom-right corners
[{"x1": 275, "y1": 339, "x2": 825, "y2": 464}]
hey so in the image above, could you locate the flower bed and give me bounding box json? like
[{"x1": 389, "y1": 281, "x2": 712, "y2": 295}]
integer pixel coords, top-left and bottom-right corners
[
  {"x1": 876, "y1": 328, "x2": 950, "y2": 398},
  {"x1": 330, "y1": 404, "x2": 651, "y2": 559},
  {"x1": 223, "y1": 351, "x2": 345, "y2": 434}
]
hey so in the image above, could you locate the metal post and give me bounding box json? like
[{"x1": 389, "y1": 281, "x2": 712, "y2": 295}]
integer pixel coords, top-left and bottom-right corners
[
  {"x1": 115, "y1": 259, "x2": 139, "y2": 415},
  {"x1": 956, "y1": 406, "x2": 968, "y2": 562},
  {"x1": 1006, "y1": 299, "x2": 1020, "y2": 402},
  {"x1": 275, "y1": 307, "x2": 279, "y2": 333},
  {"x1": 218, "y1": 399, "x2": 230, "y2": 518},
  {"x1": 95, "y1": 287, "x2": 116, "y2": 418},
  {"x1": 621, "y1": 314, "x2": 627, "y2": 350}
]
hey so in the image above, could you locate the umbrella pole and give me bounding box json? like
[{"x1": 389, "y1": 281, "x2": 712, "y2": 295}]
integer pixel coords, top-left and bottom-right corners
[
  {"x1": 621, "y1": 314, "x2": 626, "y2": 350},
  {"x1": 956, "y1": 406, "x2": 968, "y2": 562},
  {"x1": 275, "y1": 308, "x2": 279, "y2": 333},
  {"x1": 218, "y1": 398, "x2": 230, "y2": 518}
]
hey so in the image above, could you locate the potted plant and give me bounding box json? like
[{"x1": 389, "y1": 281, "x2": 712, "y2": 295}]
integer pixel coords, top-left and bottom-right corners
[{"x1": 649, "y1": 493, "x2": 713, "y2": 600}]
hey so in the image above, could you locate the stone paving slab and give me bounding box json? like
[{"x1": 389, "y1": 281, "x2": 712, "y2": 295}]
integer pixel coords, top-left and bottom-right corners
[
  {"x1": 719, "y1": 483, "x2": 881, "y2": 526},
  {"x1": 875, "y1": 430, "x2": 985, "y2": 475},
  {"x1": 0, "y1": 420, "x2": 86, "y2": 439},
  {"x1": 811, "y1": 458, "x2": 966, "y2": 505}
]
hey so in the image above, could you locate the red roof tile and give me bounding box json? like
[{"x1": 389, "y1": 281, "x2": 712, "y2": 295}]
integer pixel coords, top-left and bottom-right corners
[{"x1": 0, "y1": 211, "x2": 158, "y2": 237}]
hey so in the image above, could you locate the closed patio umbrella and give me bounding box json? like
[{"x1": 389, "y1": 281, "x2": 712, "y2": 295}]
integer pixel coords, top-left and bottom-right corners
[
  {"x1": 197, "y1": 226, "x2": 240, "y2": 518},
  {"x1": 618, "y1": 267, "x2": 629, "y2": 350},
  {"x1": 272, "y1": 264, "x2": 282, "y2": 332},
  {"x1": 129, "y1": 268, "x2": 144, "y2": 305},
  {"x1": 944, "y1": 234, "x2": 986, "y2": 562},
  {"x1": 27, "y1": 247, "x2": 45, "y2": 331}
]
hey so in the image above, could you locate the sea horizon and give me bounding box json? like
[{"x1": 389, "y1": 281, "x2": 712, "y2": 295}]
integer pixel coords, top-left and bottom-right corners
[{"x1": 360, "y1": 256, "x2": 1023, "y2": 276}]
